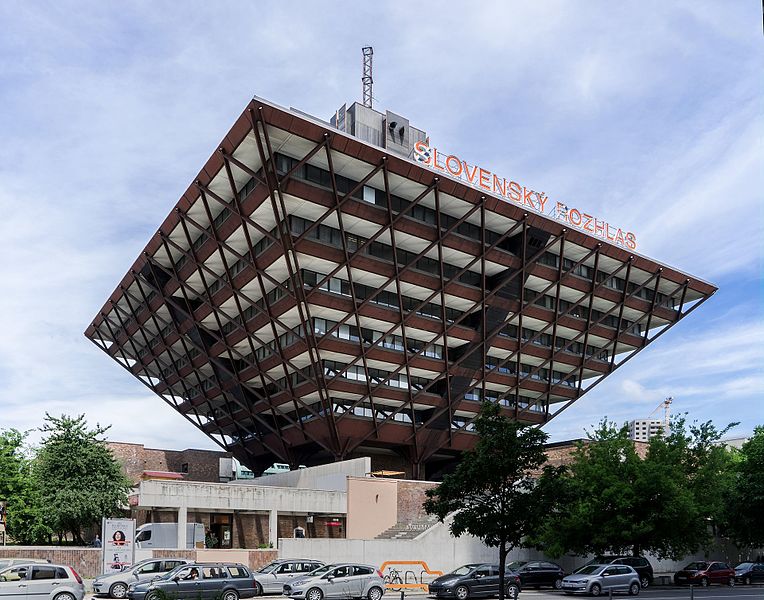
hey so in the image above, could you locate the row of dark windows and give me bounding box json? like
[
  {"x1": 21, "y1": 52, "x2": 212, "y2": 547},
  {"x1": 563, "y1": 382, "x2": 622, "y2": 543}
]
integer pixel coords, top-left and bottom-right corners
[
  {"x1": 482, "y1": 356, "x2": 577, "y2": 388},
  {"x1": 274, "y1": 153, "x2": 507, "y2": 248},
  {"x1": 289, "y1": 215, "x2": 483, "y2": 287},
  {"x1": 313, "y1": 317, "x2": 444, "y2": 359},
  {"x1": 273, "y1": 151, "x2": 666, "y2": 306},
  {"x1": 538, "y1": 252, "x2": 674, "y2": 308},
  {"x1": 301, "y1": 269, "x2": 464, "y2": 322}
]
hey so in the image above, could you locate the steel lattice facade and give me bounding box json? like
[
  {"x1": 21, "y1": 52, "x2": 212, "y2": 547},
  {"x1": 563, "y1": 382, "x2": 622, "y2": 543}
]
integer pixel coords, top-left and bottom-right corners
[{"x1": 85, "y1": 97, "x2": 716, "y2": 479}]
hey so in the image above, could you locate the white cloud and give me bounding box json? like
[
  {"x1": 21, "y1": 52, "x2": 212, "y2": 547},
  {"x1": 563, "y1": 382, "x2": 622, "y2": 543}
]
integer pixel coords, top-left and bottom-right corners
[{"x1": 0, "y1": 1, "x2": 761, "y2": 454}]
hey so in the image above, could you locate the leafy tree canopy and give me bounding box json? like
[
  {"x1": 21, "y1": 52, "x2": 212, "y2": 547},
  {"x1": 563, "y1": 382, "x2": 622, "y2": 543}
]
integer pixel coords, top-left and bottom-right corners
[
  {"x1": 532, "y1": 416, "x2": 736, "y2": 560},
  {"x1": 725, "y1": 426, "x2": 764, "y2": 548},
  {"x1": 424, "y1": 401, "x2": 560, "y2": 600},
  {"x1": 33, "y1": 414, "x2": 132, "y2": 544},
  {"x1": 0, "y1": 428, "x2": 50, "y2": 544}
]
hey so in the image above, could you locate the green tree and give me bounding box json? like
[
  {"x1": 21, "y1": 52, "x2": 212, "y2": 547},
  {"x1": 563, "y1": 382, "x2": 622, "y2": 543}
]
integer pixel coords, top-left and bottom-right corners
[
  {"x1": 424, "y1": 402, "x2": 559, "y2": 600},
  {"x1": 726, "y1": 426, "x2": 764, "y2": 548},
  {"x1": 533, "y1": 416, "x2": 736, "y2": 563},
  {"x1": 0, "y1": 428, "x2": 50, "y2": 544},
  {"x1": 33, "y1": 414, "x2": 132, "y2": 544}
]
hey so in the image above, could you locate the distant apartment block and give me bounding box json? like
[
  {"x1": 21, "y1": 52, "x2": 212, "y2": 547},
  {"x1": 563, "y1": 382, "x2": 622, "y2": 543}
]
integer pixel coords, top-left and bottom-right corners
[{"x1": 628, "y1": 419, "x2": 665, "y2": 442}]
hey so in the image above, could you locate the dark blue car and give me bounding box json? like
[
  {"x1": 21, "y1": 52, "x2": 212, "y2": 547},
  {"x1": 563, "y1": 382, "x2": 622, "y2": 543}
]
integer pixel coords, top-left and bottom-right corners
[{"x1": 127, "y1": 563, "x2": 256, "y2": 600}]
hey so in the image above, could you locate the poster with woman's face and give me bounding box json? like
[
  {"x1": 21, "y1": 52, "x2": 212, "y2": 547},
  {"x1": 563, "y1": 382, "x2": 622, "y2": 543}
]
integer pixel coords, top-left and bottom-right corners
[{"x1": 102, "y1": 519, "x2": 135, "y2": 573}]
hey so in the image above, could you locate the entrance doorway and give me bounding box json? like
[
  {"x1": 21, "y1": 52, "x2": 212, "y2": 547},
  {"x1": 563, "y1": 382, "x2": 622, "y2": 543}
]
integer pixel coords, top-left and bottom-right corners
[{"x1": 209, "y1": 514, "x2": 233, "y2": 548}]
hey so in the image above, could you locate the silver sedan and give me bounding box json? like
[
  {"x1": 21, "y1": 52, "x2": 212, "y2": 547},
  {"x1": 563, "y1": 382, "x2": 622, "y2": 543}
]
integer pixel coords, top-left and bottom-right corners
[
  {"x1": 253, "y1": 560, "x2": 324, "y2": 595},
  {"x1": 93, "y1": 558, "x2": 190, "y2": 598},
  {"x1": 283, "y1": 564, "x2": 385, "y2": 600},
  {"x1": 0, "y1": 563, "x2": 85, "y2": 600}
]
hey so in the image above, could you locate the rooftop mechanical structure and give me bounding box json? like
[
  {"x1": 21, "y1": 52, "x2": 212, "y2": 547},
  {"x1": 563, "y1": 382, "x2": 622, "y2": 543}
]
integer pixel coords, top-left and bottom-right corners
[{"x1": 85, "y1": 96, "x2": 716, "y2": 479}]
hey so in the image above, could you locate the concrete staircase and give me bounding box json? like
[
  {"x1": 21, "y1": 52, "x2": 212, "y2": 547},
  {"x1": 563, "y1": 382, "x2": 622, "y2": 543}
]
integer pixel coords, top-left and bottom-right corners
[{"x1": 375, "y1": 515, "x2": 441, "y2": 540}]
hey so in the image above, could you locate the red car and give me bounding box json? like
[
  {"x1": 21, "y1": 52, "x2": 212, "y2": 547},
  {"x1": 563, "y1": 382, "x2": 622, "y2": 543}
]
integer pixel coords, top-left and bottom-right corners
[{"x1": 673, "y1": 561, "x2": 735, "y2": 587}]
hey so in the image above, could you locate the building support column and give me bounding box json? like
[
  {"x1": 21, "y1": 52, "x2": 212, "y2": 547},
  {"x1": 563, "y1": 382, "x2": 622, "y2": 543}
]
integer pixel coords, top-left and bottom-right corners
[
  {"x1": 268, "y1": 509, "x2": 278, "y2": 548},
  {"x1": 177, "y1": 505, "x2": 188, "y2": 549}
]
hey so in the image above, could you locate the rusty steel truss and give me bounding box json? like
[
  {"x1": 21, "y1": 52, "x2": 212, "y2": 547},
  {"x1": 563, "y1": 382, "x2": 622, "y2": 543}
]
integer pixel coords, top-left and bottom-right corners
[{"x1": 85, "y1": 98, "x2": 717, "y2": 479}]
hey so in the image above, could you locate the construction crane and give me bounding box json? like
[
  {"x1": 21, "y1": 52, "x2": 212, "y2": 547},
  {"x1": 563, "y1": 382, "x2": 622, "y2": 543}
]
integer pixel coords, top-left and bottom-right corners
[{"x1": 647, "y1": 397, "x2": 673, "y2": 432}]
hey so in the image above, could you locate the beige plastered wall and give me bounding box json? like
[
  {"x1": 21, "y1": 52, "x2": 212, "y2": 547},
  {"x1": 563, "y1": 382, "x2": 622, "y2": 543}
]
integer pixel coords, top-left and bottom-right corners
[{"x1": 346, "y1": 477, "x2": 398, "y2": 539}]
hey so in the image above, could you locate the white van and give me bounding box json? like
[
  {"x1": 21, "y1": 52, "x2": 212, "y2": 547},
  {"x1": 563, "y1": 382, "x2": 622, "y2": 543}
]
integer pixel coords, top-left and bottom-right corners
[{"x1": 134, "y1": 523, "x2": 205, "y2": 549}]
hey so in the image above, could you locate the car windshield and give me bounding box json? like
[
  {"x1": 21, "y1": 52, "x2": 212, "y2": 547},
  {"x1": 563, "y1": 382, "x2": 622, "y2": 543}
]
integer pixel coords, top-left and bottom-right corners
[
  {"x1": 506, "y1": 562, "x2": 526, "y2": 570},
  {"x1": 576, "y1": 566, "x2": 604, "y2": 575},
  {"x1": 309, "y1": 565, "x2": 333, "y2": 577},
  {"x1": 450, "y1": 566, "x2": 477, "y2": 576},
  {"x1": 123, "y1": 561, "x2": 147, "y2": 573},
  {"x1": 257, "y1": 562, "x2": 281, "y2": 574},
  {"x1": 735, "y1": 563, "x2": 753, "y2": 570},
  {"x1": 159, "y1": 565, "x2": 189, "y2": 580},
  {"x1": 684, "y1": 562, "x2": 708, "y2": 571}
]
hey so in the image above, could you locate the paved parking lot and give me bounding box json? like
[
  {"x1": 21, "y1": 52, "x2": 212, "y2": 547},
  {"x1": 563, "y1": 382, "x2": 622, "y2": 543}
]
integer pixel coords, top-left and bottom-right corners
[
  {"x1": 82, "y1": 585, "x2": 764, "y2": 600},
  {"x1": 391, "y1": 587, "x2": 764, "y2": 600}
]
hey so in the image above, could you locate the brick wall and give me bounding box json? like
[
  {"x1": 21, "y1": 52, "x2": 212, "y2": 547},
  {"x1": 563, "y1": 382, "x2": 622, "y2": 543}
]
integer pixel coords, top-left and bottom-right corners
[
  {"x1": 233, "y1": 513, "x2": 269, "y2": 548},
  {"x1": 544, "y1": 439, "x2": 650, "y2": 469},
  {"x1": 106, "y1": 442, "x2": 231, "y2": 484},
  {"x1": 278, "y1": 515, "x2": 345, "y2": 540},
  {"x1": 0, "y1": 547, "x2": 103, "y2": 579},
  {"x1": 0, "y1": 548, "x2": 278, "y2": 579},
  {"x1": 396, "y1": 480, "x2": 438, "y2": 522},
  {"x1": 153, "y1": 548, "x2": 278, "y2": 570}
]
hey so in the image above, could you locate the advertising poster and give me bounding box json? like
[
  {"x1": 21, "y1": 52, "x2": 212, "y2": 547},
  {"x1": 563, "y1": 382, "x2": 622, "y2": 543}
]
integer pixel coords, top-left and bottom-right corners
[
  {"x1": 102, "y1": 518, "x2": 136, "y2": 574},
  {"x1": 0, "y1": 500, "x2": 6, "y2": 544}
]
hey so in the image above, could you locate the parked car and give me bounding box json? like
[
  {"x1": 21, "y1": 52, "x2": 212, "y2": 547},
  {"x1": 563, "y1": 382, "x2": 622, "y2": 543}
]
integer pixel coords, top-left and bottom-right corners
[
  {"x1": 0, "y1": 563, "x2": 85, "y2": 600},
  {"x1": 561, "y1": 564, "x2": 640, "y2": 596},
  {"x1": 673, "y1": 561, "x2": 735, "y2": 587},
  {"x1": 428, "y1": 563, "x2": 522, "y2": 599},
  {"x1": 582, "y1": 556, "x2": 654, "y2": 589},
  {"x1": 282, "y1": 563, "x2": 384, "y2": 600},
  {"x1": 93, "y1": 558, "x2": 191, "y2": 598},
  {"x1": 507, "y1": 561, "x2": 565, "y2": 590},
  {"x1": 127, "y1": 562, "x2": 256, "y2": 600},
  {"x1": 734, "y1": 562, "x2": 764, "y2": 585},
  {"x1": 253, "y1": 559, "x2": 325, "y2": 595},
  {"x1": 0, "y1": 558, "x2": 51, "y2": 570}
]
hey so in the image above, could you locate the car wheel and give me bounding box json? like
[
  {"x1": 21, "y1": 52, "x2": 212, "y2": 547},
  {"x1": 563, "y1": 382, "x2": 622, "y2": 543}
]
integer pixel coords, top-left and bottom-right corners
[
  {"x1": 110, "y1": 582, "x2": 129, "y2": 599},
  {"x1": 590, "y1": 583, "x2": 602, "y2": 597},
  {"x1": 307, "y1": 588, "x2": 324, "y2": 600},
  {"x1": 506, "y1": 583, "x2": 520, "y2": 599},
  {"x1": 254, "y1": 582, "x2": 263, "y2": 596},
  {"x1": 455, "y1": 585, "x2": 469, "y2": 600},
  {"x1": 223, "y1": 590, "x2": 240, "y2": 600},
  {"x1": 728, "y1": 578, "x2": 735, "y2": 587},
  {"x1": 54, "y1": 593, "x2": 76, "y2": 600},
  {"x1": 744, "y1": 576, "x2": 751, "y2": 585},
  {"x1": 640, "y1": 576, "x2": 649, "y2": 589},
  {"x1": 700, "y1": 577, "x2": 709, "y2": 587},
  {"x1": 146, "y1": 592, "x2": 161, "y2": 600},
  {"x1": 629, "y1": 582, "x2": 640, "y2": 596},
  {"x1": 368, "y1": 586, "x2": 383, "y2": 600},
  {"x1": 554, "y1": 578, "x2": 563, "y2": 590}
]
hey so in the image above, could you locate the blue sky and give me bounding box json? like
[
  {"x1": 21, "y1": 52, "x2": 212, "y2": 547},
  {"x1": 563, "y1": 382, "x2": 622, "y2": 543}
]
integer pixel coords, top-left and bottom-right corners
[{"x1": 1, "y1": 1, "x2": 761, "y2": 450}]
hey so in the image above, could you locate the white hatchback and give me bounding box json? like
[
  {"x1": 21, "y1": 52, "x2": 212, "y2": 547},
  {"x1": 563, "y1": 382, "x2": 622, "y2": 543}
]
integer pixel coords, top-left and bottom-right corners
[{"x1": 0, "y1": 563, "x2": 85, "y2": 600}]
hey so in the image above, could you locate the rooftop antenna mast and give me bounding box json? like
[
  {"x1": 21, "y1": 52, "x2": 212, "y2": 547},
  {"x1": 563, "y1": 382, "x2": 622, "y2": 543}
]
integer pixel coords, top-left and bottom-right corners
[{"x1": 362, "y1": 46, "x2": 373, "y2": 108}]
